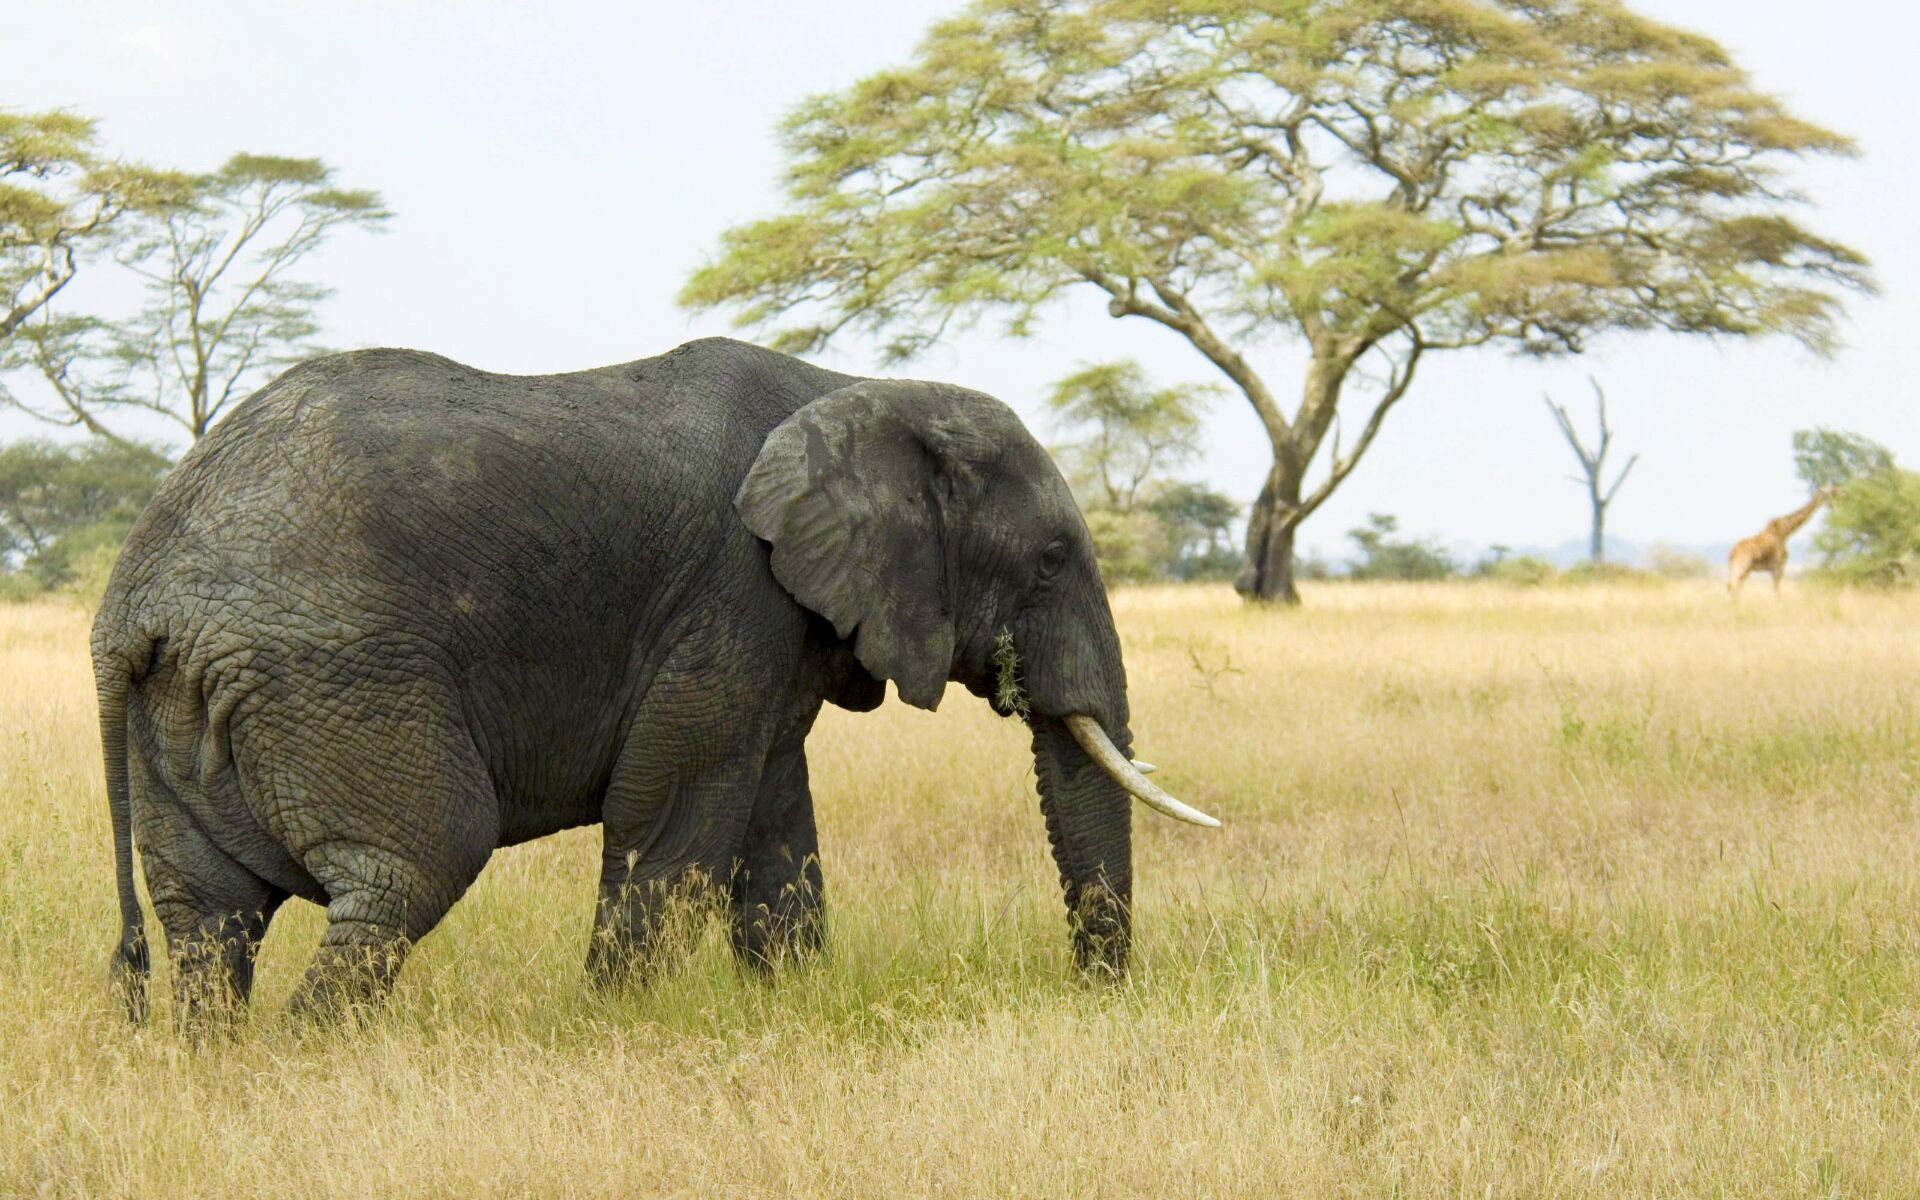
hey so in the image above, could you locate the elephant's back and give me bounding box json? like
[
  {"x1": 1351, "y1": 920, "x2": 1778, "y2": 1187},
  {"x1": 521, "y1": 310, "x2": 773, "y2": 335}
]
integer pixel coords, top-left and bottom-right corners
[{"x1": 100, "y1": 338, "x2": 853, "y2": 652}]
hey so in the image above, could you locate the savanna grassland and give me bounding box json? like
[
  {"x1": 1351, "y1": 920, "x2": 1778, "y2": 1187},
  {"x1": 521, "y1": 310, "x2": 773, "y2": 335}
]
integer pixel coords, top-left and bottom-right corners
[{"x1": 2, "y1": 583, "x2": 1918, "y2": 1197}]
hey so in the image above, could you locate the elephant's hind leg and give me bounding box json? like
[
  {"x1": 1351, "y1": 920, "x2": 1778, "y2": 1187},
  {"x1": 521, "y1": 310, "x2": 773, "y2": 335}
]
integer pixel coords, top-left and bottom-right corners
[
  {"x1": 130, "y1": 751, "x2": 285, "y2": 1034},
  {"x1": 129, "y1": 787, "x2": 280, "y2": 1029},
  {"x1": 238, "y1": 677, "x2": 500, "y2": 1020}
]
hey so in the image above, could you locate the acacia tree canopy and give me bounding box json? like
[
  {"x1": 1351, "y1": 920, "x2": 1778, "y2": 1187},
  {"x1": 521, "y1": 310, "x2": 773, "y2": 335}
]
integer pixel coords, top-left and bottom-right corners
[
  {"x1": 682, "y1": 0, "x2": 1873, "y2": 602},
  {"x1": 1, "y1": 110, "x2": 189, "y2": 343},
  {"x1": 1046, "y1": 359, "x2": 1212, "y2": 512},
  {"x1": 2, "y1": 147, "x2": 389, "y2": 444}
]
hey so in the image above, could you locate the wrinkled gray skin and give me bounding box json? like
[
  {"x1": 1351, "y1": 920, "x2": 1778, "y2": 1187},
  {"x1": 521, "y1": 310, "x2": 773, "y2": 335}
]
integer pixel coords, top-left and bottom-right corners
[{"x1": 96, "y1": 337, "x2": 1139, "y2": 1023}]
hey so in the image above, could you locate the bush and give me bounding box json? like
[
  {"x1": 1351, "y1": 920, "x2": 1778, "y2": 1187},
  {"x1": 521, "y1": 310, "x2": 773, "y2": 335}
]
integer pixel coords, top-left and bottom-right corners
[
  {"x1": 1560, "y1": 561, "x2": 1660, "y2": 586},
  {"x1": 1298, "y1": 555, "x2": 1336, "y2": 581},
  {"x1": 1644, "y1": 544, "x2": 1711, "y2": 580},
  {"x1": 42, "y1": 525, "x2": 134, "y2": 604},
  {"x1": 1478, "y1": 554, "x2": 1558, "y2": 586},
  {"x1": 0, "y1": 437, "x2": 171, "y2": 600},
  {"x1": 1812, "y1": 468, "x2": 1920, "y2": 586},
  {"x1": 1083, "y1": 508, "x2": 1169, "y2": 584},
  {"x1": 1346, "y1": 513, "x2": 1455, "y2": 581},
  {"x1": 1144, "y1": 481, "x2": 1242, "y2": 581}
]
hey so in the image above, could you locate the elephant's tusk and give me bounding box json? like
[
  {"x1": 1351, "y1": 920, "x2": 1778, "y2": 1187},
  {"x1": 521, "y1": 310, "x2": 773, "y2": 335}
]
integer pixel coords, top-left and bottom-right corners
[
  {"x1": 1131, "y1": 759, "x2": 1157, "y2": 775},
  {"x1": 1064, "y1": 715, "x2": 1220, "y2": 828}
]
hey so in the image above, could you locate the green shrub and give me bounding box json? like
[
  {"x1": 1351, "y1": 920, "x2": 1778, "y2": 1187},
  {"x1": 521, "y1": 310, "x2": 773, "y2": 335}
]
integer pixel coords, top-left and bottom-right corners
[
  {"x1": 1560, "y1": 561, "x2": 1660, "y2": 586},
  {"x1": 1812, "y1": 468, "x2": 1920, "y2": 586},
  {"x1": 1346, "y1": 513, "x2": 1455, "y2": 581},
  {"x1": 1084, "y1": 507, "x2": 1169, "y2": 584},
  {"x1": 0, "y1": 438, "x2": 170, "y2": 601},
  {"x1": 1644, "y1": 544, "x2": 1711, "y2": 580},
  {"x1": 1480, "y1": 555, "x2": 1558, "y2": 586}
]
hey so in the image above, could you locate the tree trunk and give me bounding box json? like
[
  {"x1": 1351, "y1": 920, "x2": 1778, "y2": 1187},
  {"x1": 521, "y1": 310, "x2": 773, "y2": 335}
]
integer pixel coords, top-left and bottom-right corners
[
  {"x1": 1590, "y1": 494, "x2": 1605, "y2": 564},
  {"x1": 1235, "y1": 459, "x2": 1305, "y2": 605},
  {"x1": 1236, "y1": 354, "x2": 1353, "y2": 606}
]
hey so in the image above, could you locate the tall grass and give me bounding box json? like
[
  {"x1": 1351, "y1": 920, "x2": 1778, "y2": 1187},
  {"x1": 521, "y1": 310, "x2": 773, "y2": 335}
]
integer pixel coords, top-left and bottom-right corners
[{"x1": 2, "y1": 583, "x2": 1916, "y2": 1197}]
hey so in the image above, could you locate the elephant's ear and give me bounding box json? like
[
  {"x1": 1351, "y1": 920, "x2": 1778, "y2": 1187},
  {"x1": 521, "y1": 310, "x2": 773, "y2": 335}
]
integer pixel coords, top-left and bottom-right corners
[{"x1": 737, "y1": 380, "x2": 1000, "y2": 711}]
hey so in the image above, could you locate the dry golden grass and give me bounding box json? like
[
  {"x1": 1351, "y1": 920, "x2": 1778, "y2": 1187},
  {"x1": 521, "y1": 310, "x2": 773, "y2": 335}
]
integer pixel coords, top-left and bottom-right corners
[{"x1": 3, "y1": 582, "x2": 1918, "y2": 1197}]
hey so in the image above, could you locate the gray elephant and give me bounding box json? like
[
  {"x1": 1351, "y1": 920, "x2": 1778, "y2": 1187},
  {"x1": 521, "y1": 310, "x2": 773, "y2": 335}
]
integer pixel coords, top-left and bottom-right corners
[{"x1": 94, "y1": 337, "x2": 1216, "y2": 1022}]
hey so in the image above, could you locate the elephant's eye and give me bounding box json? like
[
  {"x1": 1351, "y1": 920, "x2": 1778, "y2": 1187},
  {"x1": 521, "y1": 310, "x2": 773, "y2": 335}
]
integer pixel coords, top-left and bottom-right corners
[{"x1": 1036, "y1": 539, "x2": 1070, "y2": 580}]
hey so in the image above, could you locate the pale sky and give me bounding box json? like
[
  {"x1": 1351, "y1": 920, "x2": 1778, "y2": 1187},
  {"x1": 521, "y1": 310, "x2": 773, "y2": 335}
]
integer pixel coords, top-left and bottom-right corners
[{"x1": 8, "y1": 1, "x2": 1917, "y2": 560}]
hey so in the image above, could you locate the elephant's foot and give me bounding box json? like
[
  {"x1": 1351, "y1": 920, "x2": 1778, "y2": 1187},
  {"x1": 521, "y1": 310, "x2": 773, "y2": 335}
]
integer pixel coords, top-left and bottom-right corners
[
  {"x1": 286, "y1": 923, "x2": 411, "y2": 1022},
  {"x1": 728, "y1": 862, "x2": 826, "y2": 975},
  {"x1": 585, "y1": 871, "x2": 724, "y2": 990},
  {"x1": 170, "y1": 919, "x2": 268, "y2": 1043}
]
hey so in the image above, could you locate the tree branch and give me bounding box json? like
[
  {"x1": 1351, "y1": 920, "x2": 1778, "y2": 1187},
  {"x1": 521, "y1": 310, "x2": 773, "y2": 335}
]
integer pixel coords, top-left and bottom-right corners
[{"x1": 1290, "y1": 331, "x2": 1426, "y2": 527}]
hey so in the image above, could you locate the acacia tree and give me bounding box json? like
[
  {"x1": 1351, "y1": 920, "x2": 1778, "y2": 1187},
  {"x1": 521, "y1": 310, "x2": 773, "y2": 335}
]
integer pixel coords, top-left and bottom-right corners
[
  {"x1": 1045, "y1": 358, "x2": 1231, "y2": 579},
  {"x1": 1047, "y1": 359, "x2": 1211, "y2": 512},
  {"x1": 1, "y1": 110, "x2": 186, "y2": 343},
  {"x1": 1792, "y1": 427, "x2": 1892, "y2": 490},
  {"x1": 5, "y1": 154, "x2": 388, "y2": 444},
  {"x1": 1543, "y1": 376, "x2": 1634, "y2": 563},
  {"x1": 682, "y1": 0, "x2": 1873, "y2": 603}
]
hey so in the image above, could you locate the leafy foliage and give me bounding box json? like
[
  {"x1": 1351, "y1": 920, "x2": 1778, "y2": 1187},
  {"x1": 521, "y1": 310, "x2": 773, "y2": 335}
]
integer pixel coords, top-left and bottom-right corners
[
  {"x1": 1, "y1": 110, "x2": 190, "y2": 346},
  {"x1": 1146, "y1": 480, "x2": 1242, "y2": 580},
  {"x1": 1346, "y1": 513, "x2": 1455, "y2": 581},
  {"x1": 1043, "y1": 360, "x2": 1239, "y2": 582},
  {"x1": 1812, "y1": 467, "x2": 1920, "y2": 588},
  {"x1": 684, "y1": 0, "x2": 1872, "y2": 601},
  {"x1": 1789, "y1": 429, "x2": 1912, "y2": 587},
  {"x1": 1644, "y1": 543, "x2": 1711, "y2": 580},
  {"x1": 0, "y1": 437, "x2": 170, "y2": 593},
  {"x1": 1046, "y1": 360, "x2": 1211, "y2": 512},
  {"x1": 1793, "y1": 428, "x2": 1894, "y2": 492},
  {"x1": 3, "y1": 149, "x2": 389, "y2": 442},
  {"x1": 1473, "y1": 549, "x2": 1557, "y2": 585}
]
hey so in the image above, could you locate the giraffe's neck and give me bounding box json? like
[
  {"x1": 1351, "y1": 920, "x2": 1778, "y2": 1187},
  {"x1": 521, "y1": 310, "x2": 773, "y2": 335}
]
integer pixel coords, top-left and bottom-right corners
[{"x1": 1770, "y1": 495, "x2": 1828, "y2": 538}]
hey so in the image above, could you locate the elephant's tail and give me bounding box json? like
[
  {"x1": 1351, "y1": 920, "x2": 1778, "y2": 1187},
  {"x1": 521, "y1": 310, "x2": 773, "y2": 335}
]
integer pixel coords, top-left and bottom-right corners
[{"x1": 95, "y1": 637, "x2": 150, "y2": 1023}]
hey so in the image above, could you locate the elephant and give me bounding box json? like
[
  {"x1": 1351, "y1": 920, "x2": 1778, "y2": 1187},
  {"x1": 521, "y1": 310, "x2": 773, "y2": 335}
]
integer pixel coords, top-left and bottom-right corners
[{"x1": 93, "y1": 336, "x2": 1217, "y2": 1024}]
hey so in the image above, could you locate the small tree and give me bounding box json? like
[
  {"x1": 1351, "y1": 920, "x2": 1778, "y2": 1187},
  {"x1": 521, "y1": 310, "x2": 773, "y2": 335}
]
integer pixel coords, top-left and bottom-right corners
[
  {"x1": 1146, "y1": 481, "x2": 1242, "y2": 580},
  {"x1": 1793, "y1": 431, "x2": 1915, "y2": 586},
  {"x1": 2, "y1": 110, "x2": 187, "y2": 343},
  {"x1": 1080, "y1": 507, "x2": 1168, "y2": 583},
  {"x1": 1812, "y1": 468, "x2": 1920, "y2": 587},
  {"x1": 1044, "y1": 360, "x2": 1240, "y2": 581},
  {"x1": 1045, "y1": 360, "x2": 1211, "y2": 513},
  {"x1": 1793, "y1": 428, "x2": 1893, "y2": 491},
  {"x1": 683, "y1": 0, "x2": 1873, "y2": 604},
  {"x1": 0, "y1": 437, "x2": 170, "y2": 588},
  {"x1": 1543, "y1": 377, "x2": 1636, "y2": 563},
  {"x1": 1346, "y1": 513, "x2": 1455, "y2": 581},
  {"x1": 4, "y1": 154, "x2": 389, "y2": 443}
]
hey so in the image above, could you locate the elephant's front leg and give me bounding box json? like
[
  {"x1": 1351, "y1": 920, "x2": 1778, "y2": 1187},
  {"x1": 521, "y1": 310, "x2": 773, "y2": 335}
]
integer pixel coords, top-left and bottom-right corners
[
  {"x1": 728, "y1": 741, "x2": 824, "y2": 972},
  {"x1": 586, "y1": 639, "x2": 788, "y2": 987},
  {"x1": 589, "y1": 754, "x2": 762, "y2": 987}
]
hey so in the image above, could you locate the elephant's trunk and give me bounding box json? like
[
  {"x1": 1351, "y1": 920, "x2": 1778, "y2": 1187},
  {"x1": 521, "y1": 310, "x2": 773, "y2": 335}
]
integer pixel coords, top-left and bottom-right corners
[{"x1": 1030, "y1": 713, "x2": 1133, "y2": 974}]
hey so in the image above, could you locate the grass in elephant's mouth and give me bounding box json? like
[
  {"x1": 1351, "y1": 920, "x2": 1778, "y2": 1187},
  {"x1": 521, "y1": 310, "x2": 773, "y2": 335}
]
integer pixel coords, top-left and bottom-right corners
[{"x1": 3, "y1": 583, "x2": 1919, "y2": 1197}]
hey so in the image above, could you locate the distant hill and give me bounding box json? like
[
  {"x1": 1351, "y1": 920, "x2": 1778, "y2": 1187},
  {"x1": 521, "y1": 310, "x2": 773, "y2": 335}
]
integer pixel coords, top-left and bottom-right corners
[
  {"x1": 1298, "y1": 533, "x2": 1827, "y2": 576},
  {"x1": 1447, "y1": 534, "x2": 1823, "y2": 572},
  {"x1": 1474, "y1": 537, "x2": 1730, "y2": 570}
]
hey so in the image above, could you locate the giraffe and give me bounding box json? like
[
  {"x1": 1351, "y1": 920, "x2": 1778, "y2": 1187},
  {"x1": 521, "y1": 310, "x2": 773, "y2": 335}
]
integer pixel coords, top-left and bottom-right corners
[{"x1": 1727, "y1": 485, "x2": 1840, "y2": 597}]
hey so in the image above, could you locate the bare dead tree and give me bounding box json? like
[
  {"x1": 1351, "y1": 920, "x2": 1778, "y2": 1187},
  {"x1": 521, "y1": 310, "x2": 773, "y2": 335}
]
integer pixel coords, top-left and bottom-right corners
[{"x1": 1544, "y1": 378, "x2": 1638, "y2": 565}]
